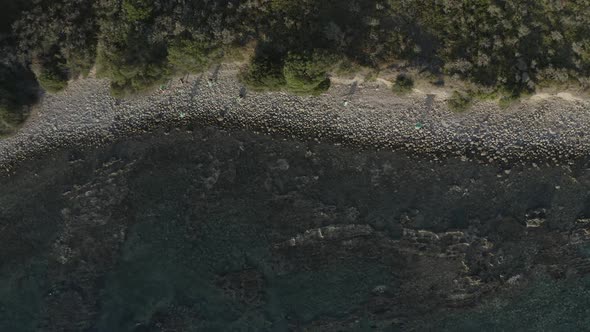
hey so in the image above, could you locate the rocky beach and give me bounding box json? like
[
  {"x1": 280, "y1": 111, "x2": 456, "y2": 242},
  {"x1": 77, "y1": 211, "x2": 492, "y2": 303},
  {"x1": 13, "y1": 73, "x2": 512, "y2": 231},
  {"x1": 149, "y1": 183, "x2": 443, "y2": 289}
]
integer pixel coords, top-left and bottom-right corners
[{"x1": 1, "y1": 63, "x2": 590, "y2": 174}]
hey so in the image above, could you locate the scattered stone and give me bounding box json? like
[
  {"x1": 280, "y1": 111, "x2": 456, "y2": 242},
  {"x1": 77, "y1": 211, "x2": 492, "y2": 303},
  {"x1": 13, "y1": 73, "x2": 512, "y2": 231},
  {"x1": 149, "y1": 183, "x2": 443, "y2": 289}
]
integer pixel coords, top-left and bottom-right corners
[
  {"x1": 1, "y1": 64, "x2": 589, "y2": 174},
  {"x1": 525, "y1": 208, "x2": 547, "y2": 228}
]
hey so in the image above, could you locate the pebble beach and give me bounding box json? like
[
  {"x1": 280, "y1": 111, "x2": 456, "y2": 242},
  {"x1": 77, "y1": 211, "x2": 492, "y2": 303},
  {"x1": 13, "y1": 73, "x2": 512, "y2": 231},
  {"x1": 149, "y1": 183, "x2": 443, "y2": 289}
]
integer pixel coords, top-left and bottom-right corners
[{"x1": 1, "y1": 63, "x2": 590, "y2": 173}]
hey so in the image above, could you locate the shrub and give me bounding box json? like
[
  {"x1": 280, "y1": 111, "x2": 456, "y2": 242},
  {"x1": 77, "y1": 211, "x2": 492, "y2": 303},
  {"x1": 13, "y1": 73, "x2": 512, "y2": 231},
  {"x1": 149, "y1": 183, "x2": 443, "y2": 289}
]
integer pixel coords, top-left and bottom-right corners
[
  {"x1": 283, "y1": 51, "x2": 334, "y2": 95},
  {"x1": 448, "y1": 90, "x2": 473, "y2": 113},
  {"x1": 122, "y1": 0, "x2": 153, "y2": 22},
  {"x1": 64, "y1": 47, "x2": 96, "y2": 78},
  {"x1": 31, "y1": 58, "x2": 68, "y2": 93},
  {"x1": 335, "y1": 58, "x2": 363, "y2": 78},
  {"x1": 96, "y1": 23, "x2": 170, "y2": 98},
  {"x1": 6, "y1": 0, "x2": 590, "y2": 102},
  {"x1": 107, "y1": 61, "x2": 170, "y2": 97},
  {"x1": 392, "y1": 73, "x2": 414, "y2": 94},
  {"x1": 0, "y1": 55, "x2": 38, "y2": 136},
  {"x1": 167, "y1": 39, "x2": 220, "y2": 75},
  {"x1": 37, "y1": 70, "x2": 67, "y2": 93},
  {"x1": 364, "y1": 70, "x2": 379, "y2": 82},
  {"x1": 0, "y1": 104, "x2": 26, "y2": 136},
  {"x1": 241, "y1": 50, "x2": 335, "y2": 95},
  {"x1": 240, "y1": 56, "x2": 286, "y2": 91}
]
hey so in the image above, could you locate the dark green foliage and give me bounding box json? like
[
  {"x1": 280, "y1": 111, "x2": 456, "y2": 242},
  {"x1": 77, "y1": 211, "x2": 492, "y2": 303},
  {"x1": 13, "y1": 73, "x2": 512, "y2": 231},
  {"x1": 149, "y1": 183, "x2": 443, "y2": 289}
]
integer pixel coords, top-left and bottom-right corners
[
  {"x1": 0, "y1": 105, "x2": 20, "y2": 136},
  {"x1": 97, "y1": 38, "x2": 170, "y2": 98},
  {"x1": 35, "y1": 71, "x2": 68, "y2": 93},
  {"x1": 283, "y1": 52, "x2": 334, "y2": 95},
  {"x1": 108, "y1": 65, "x2": 169, "y2": 98},
  {"x1": 0, "y1": 60, "x2": 39, "y2": 135},
  {"x1": 248, "y1": 0, "x2": 590, "y2": 95},
  {"x1": 283, "y1": 52, "x2": 334, "y2": 94},
  {"x1": 13, "y1": 0, "x2": 99, "y2": 83},
  {"x1": 335, "y1": 59, "x2": 363, "y2": 77},
  {"x1": 0, "y1": 0, "x2": 38, "y2": 135},
  {"x1": 0, "y1": 105, "x2": 24, "y2": 137},
  {"x1": 31, "y1": 55, "x2": 69, "y2": 93},
  {"x1": 389, "y1": 0, "x2": 590, "y2": 92},
  {"x1": 392, "y1": 73, "x2": 414, "y2": 94},
  {"x1": 498, "y1": 91, "x2": 523, "y2": 109},
  {"x1": 167, "y1": 38, "x2": 221, "y2": 75},
  {"x1": 97, "y1": 50, "x2": 170, "y2": 98},
  {"x1": 96, "y1": 0, "x2": 169, "y2": 97},
  {"x1": 0, "y1": 0, "x2": 33, "y2": 36},
  {"x1": 448, "y1": 91, "x2": 473, "y2": 113},
  {"x1": 240, "y1": 50, "x2": 287, "y2": 91},
  {"x1": 241, "y1": 49, "x2": 334, "y2": 94},
  {"x1": 3, "y1": 0, "x2": 590, "y2": 105},
  {"x1": 122, "y1": 0, "x2": 153, "y2": 22}
]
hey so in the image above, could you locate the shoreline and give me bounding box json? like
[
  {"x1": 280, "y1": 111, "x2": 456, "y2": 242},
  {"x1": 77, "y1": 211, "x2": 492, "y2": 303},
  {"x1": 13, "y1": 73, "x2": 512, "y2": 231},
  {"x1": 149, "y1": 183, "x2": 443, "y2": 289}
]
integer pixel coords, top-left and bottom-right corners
[{"x1": 1, "y1": 63, "x2": 590, "y2": 174}]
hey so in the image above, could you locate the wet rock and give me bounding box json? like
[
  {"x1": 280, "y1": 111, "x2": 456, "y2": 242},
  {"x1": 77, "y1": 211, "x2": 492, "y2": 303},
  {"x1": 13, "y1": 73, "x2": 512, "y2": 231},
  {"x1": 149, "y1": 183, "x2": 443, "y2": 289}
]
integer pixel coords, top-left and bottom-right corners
[{"x1": 525, "y1": 208, "x2": 547, "y2": 228}]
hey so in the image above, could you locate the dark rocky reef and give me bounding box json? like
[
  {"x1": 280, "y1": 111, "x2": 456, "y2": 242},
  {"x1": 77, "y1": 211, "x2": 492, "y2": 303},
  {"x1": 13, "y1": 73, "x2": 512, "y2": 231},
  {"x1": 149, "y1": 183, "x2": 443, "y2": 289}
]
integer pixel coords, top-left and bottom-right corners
[{"x1": 2, "y1": 127, "x2": 590, "y2": 331}]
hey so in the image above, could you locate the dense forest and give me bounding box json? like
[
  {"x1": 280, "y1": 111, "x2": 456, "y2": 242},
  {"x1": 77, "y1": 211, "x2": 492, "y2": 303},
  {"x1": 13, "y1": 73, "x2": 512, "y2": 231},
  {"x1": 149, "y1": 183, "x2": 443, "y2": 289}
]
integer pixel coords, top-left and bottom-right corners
[{"x1": 2, "y1": 0, "x2": 590, "y2": 133}]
